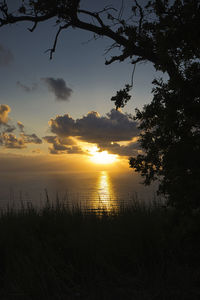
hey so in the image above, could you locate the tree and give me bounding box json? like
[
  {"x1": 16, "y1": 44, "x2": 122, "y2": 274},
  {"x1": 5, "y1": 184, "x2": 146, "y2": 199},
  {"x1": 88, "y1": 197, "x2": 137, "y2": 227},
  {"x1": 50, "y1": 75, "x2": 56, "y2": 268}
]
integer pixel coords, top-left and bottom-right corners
[
  {"x1": 130, "y1": 64, "x2": 200, "y2": 209},
  {"x1": 1, "y1": 0, "x2": 200, "y2": 209}
]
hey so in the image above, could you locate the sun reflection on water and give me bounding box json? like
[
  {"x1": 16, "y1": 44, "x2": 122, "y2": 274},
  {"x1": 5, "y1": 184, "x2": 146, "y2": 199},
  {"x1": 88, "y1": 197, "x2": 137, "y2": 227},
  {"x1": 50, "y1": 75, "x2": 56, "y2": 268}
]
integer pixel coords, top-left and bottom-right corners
[{"x1": 94, "y1": 171, "x2": 116, "y2": 211}]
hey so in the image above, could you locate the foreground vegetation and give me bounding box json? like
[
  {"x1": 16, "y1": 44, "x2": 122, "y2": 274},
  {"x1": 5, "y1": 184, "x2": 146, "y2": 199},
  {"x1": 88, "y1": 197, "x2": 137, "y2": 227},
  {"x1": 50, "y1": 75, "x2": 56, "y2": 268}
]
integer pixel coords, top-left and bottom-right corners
[{"x1": 0, "y1": 200, "x2": 200, "y2": 300}]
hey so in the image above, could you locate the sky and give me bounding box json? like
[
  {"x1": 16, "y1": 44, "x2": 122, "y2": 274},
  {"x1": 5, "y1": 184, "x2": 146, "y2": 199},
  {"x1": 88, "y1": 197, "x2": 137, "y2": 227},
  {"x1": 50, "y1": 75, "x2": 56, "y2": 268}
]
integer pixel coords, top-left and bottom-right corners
[{"x1": 0, "y1": 0, "x2": 160, "y2": 172}]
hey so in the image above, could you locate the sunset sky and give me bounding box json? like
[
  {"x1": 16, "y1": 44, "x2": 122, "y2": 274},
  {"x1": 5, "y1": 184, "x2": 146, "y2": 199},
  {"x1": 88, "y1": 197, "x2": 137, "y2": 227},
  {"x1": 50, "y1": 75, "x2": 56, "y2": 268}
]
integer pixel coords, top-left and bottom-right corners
[{"x1": 0, "y1": 0, "x2": 160, "y2": 172}]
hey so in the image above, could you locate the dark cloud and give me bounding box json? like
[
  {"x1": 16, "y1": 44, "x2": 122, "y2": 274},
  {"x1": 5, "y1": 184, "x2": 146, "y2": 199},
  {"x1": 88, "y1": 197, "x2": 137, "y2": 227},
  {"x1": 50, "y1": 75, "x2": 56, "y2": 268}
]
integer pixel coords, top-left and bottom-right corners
[
  {"x1": 43, "y1": 136, "x2": 75, "y2": 145},
  {"x1": 49, "y1": 114, "x2": 76, "y2": 137},
  {"x1": 66, "y1": 146, "x2": 84, "y2": 154},
  {"x1": 16, "y1": 81, "x2": 38, "y2": 93},
  {"x1": 49, "y1": 109, "x2": 138, "y2": 143},
  {"x1": 43, "y1": 136, "x2": 67, "y2": 151},
  {"x1": 49, "y1": 145, "x2": 84, "y2": 155},
  {"x1": 0, "y1": 132, "x2": 42, "y2": 149},
  {"x1": 0, "y1": 44, "x2": 14, "y2": 66},
  {"x1": 43, "y1": 135, "x2": 83, "y2": 155},
  {"x1": 0, "y1": 104, "x2": 10, "y2": 124},
  {"x1": 22, "y1": 133, "x2": 42, "y2": 144},
  {"x1": 43, "y1": 135, "x2": 57, "y2": 144},
  {"x1": 3, "y1": 124, "x2": 16, "y2": 133},
  {"x1": 41, "y1": 77, "x2": 73, "y2": 101},
  {"x1": 2, "y1": 133, "x2": 26, "y2": 149},
  {"x1": 98, "y1": 141, "x2": 140, "y2": 157},
  {"x1": 47, "y1": 109, "x2": 140, "y2": 156}
]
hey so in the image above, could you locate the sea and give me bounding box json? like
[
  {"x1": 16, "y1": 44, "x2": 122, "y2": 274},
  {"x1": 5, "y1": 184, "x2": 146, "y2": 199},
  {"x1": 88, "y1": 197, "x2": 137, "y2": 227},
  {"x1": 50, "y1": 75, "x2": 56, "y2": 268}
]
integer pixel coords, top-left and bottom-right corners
[{"x1": 0, "y1": 170, "x2": 159, "y2": 210}]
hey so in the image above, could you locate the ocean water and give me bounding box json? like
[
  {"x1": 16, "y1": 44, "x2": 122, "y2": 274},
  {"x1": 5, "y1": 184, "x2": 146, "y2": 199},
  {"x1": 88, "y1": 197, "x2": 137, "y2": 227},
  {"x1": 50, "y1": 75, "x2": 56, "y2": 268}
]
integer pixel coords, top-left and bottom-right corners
[{"x1": 0, "y1": 170, "x2": 158, "y2": 210}]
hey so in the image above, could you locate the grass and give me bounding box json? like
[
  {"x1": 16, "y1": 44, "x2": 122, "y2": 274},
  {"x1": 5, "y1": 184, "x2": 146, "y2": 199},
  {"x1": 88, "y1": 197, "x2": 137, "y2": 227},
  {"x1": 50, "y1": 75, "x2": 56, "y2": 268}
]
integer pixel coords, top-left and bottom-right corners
[{"x1": 0, "y1": 199, "x2": 200, "y2": 299}]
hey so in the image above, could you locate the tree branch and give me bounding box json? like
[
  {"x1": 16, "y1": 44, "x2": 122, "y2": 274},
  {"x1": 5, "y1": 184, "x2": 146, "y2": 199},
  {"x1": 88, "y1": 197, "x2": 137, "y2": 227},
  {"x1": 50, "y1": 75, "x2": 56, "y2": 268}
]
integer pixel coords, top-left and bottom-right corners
[
  {"x1": 105, "y1": 52, "x2": 131, "y2": 65},
  {"x1": 28, "y1": 20, "x2": 38, "y2": 32},
  {"x1": 0, "y1": 2, "x2": 182, "y2": 81},
  {"x1": 131, "y1": 57, "x2": 145, "y2": 64},
  {"x1": 0, "y1": 11, "x2": 56, "y2": 27},
  {"x1": 134, "y1": 0, "x2": 144, "y2": 34},
  {"x1": 45, "y1": 23, "x2": 72, "y2": 60},
  {"x1": 74, "y1": 18, "x2": 128, "y2": 47},
  {"x1": 78, "y1": 9, "x2": 105, "y2": 27},
  {"x1": 118, "y1": 0, "x2": 124, "y2": 20}
]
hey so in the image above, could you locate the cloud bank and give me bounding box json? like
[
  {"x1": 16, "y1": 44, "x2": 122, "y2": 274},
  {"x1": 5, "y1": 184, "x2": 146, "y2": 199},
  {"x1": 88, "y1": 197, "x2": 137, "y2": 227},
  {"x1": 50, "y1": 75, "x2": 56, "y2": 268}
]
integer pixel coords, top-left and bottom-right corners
[
  {"x1": 46, "y1": 109, "x2": 140, "y2": 156},
  {"x1": 1, "y1": 104, "x2": 139, "y2": 157},
  {"x1": 49, "y1": 110, "x2": 138, "y2": 143}
]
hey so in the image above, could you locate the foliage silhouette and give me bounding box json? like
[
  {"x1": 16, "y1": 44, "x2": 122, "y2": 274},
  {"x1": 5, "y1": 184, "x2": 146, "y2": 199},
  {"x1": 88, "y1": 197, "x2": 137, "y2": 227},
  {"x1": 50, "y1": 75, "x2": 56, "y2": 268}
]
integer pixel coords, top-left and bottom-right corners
[
  {"x1": 130, "y1": 63, "x2": 200, "y2": 209},
  {"x1": 1, "y1": 0, "x2": 200, "y2": 208}
]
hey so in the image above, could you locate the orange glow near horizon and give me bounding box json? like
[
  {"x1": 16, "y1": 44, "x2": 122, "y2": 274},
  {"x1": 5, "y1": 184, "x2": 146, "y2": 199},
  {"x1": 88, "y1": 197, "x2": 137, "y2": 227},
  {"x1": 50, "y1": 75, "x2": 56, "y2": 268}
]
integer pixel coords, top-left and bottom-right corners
[{"x1": 88, "y1": 146, "x2": 118, "y2": 165}]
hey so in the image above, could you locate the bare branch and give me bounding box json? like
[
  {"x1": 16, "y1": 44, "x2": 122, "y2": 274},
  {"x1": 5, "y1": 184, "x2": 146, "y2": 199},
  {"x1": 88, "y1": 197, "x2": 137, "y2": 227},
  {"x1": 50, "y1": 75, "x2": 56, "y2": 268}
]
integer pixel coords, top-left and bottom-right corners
[
  {"x1": 74, "y1": 18, "x2": 128, "y2": 48},
  {"x1": 131, "y1": 57, "x2": 145, "y2": 65},
  {"x1": 135, "y1": 0, "x2": 144, "y2": 34},
  {"x1": 105, "y1": 52, "x2": 131, "y2": 65},
  {"x1": 96, "y1": 6, "x2": 117, "y2": 15},
  {"x1": 0, "y1": 1, "x2": 9, "y2": 18},
  {"x1": 82, "y1": 34, "x2": 100, "y2": 46},
  {"x1": 45, "y1": 23, "x2": 72, "y2": 60},
  {"x1": 28, "y1": 21, "x2": 38, "y2": 32},
  {"x1": 78, "y1": 9, "x2": 105, "y2": 27},
  {"x1": 0, "y1": 11, "x2": 56, "y2": 28},
  {"x1": 130, "y1": 63, "x2": 136, "y2": 87},
  {"x1": 0, "y1": 3, "x2": 160, "y2": 74},
  {"x1": 118, "y1": 0, "x2": 124, "y2": 20},
  {"x1": 104, "y1": 42, "x2": 119, "y2": 56}
]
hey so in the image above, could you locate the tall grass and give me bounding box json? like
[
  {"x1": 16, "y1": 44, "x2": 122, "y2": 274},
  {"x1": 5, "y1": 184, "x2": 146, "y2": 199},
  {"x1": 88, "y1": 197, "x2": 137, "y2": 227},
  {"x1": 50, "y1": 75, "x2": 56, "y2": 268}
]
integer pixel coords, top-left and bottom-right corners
[{"x1": 0, "y1": 199, "x2": 199, "y2": 299}]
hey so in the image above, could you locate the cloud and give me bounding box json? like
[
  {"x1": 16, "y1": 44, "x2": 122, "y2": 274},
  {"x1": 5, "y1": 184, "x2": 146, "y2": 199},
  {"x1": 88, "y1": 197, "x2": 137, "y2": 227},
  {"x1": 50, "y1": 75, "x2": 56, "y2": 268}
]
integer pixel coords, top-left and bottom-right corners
[
  {"x1": 17, "y1": 121, "x2": 24, "y2": 132},
  {"x1": 47, "y1": 109, "x2": 140, "y2": 156},
  {"x1": 16, "y1": 81, "x2": 38, "y2": 93},
  {"x1": 0, "y1": 132, "x2": 42, "y2": 149},
  {"x1": 49, "y1": 109, "x2": 138, "y2": 143},
  {"x1": 0, "y1": 105, "x2": 16, "y2": 133},
  {"x1": 41, "y1": 77, "x2": 73, "y2": 101},
  {"x1": 43, "y1": 135, "x2": 75, "y2": 145},
  {"x1": 0, "y1": 104, "x2": 10, "y2": 124},
  {"x1": 3, "y1": 124, "x2": 16, "y2": 133},
  {"x1": 43, "y1": 135, "x2": 83, "y2": 155},
  {"x1": 98, "y1": 141, "x2": 140, "y2": 157},
  {"x1": 49, "y1": 145, "x2": 84, "y2": 155},
  {"x1": 0, "y1": 105, "x2": 42, "y2": 149},
  {"x1": 2, "y1": 133, "x2": 26, "y2": 149},
  {"x1": 21, "y1": 133, "x2": 42, "y2": 144},
  {"x1": 0, "y1": 44, "x2": 14, "y2": 66}
]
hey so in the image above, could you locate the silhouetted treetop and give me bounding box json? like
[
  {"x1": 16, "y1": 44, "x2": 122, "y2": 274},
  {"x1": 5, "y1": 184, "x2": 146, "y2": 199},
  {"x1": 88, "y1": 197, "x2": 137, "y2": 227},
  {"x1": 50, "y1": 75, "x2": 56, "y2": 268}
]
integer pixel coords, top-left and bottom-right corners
[
  {"x1": 130, "y1": 61, "x2": 200, "y2": 209},
  {"x1": 0, "y1": 0, "x2": 200, "y2": 80}
]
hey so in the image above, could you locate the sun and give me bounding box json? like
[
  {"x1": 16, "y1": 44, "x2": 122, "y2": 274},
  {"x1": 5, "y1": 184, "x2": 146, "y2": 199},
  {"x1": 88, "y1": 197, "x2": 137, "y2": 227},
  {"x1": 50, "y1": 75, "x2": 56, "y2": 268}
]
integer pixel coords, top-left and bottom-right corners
[{"x1": 88, "y1": 146, "x2": 117, "y2": 164}]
